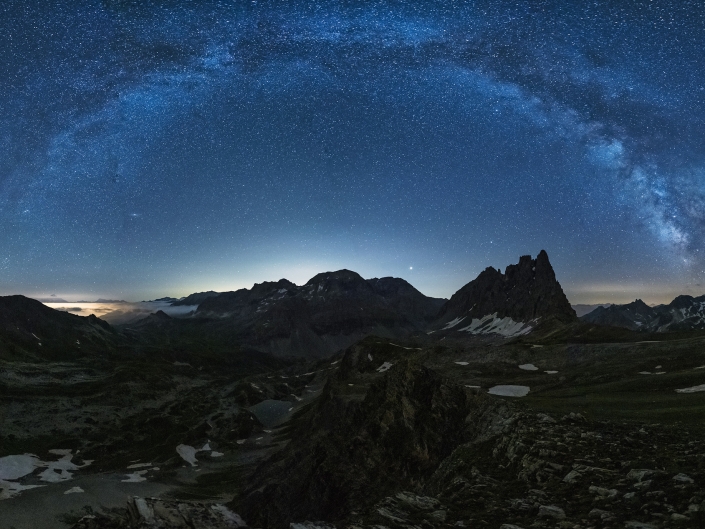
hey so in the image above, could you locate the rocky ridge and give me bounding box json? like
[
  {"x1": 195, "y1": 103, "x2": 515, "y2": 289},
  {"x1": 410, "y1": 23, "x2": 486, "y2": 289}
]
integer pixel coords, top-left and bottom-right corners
[
  {"x1": 582, "y1": 296, "x2": 705, "y2": 332},
  {"x1": 182, "y1": 271, "x2": 445, "y2": 357}
]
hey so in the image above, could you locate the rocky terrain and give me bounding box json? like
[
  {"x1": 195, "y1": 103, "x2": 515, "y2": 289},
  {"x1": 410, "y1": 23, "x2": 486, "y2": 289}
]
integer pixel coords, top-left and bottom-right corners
[{"x1": 3, "y1": 252, "x2": 705, "y2": 528}]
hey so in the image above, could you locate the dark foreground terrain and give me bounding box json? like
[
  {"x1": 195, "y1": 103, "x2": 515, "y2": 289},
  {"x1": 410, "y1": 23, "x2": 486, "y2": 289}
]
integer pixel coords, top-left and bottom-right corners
[{"x1": 3, "y1": 331, "x2": 705, "y2": 529}]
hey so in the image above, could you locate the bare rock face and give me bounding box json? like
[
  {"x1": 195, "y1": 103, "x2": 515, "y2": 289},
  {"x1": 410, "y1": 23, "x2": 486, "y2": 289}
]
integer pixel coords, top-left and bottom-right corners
[
  {"x1": 435, "y1": 250, "x2": 576, "y2": 330},
  {"x1": 235, "y1": 353, "x2": 472, "y2": 528}
]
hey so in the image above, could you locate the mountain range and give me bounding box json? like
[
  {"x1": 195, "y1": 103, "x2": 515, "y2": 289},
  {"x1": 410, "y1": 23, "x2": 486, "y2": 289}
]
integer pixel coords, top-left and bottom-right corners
[
  {"x1": 4, "y1": 251, "x2": 705, "y2": 529},
  {"x1": 581, "y1": 295, "x2": 705, "y2": 331}
]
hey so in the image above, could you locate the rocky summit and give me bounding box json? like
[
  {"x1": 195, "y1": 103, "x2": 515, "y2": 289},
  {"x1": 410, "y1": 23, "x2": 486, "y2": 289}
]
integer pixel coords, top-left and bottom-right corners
[{"x1": 433, "y1": 250, "x2": 576, "y2": 337}]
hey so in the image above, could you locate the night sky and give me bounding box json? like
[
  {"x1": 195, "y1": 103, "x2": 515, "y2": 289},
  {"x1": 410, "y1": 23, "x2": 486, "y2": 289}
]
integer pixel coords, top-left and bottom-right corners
[{"x1": 1, "y1": 1, "x2": 704, "y2": 304}]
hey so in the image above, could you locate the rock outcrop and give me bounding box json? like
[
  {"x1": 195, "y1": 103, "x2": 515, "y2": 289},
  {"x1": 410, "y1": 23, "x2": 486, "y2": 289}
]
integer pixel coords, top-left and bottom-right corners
[{"x1": 236, "y1": 345, "x2": 472, "y2": 528}]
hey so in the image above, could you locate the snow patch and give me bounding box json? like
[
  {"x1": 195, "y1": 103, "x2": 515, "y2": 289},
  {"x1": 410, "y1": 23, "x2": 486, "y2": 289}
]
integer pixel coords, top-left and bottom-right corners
[
  {"x1": 0, "y1": 455, "x2": 42, "y2": 481},
  {"x1": 389, "y1": 343, "x2": 421, "y2": 350},
  {"x1": 488, "y1": 385, "x2": 530, "y2": 397},
  {"x1": 64, "y1": 486, "x2": 84, "y2": 494},
  {"x1": 126, "y1": 463, "x2": 152, "y2": 469},
  {"x1": 176, "y1": 445, "x2": 199, "y2": 466},
  {"x1": 454, "y1": 361, "x2": 469, "y2": 366},
  {"x1": 0, "y1": 452, "x2": 93, "y2": 497},
  {"x1": 377, "y1": 362, "x2": 393, "y2": 373},
  {"x1": 122, "y1": 470, "x2": 148, "y2": 483},
  {"x1": 48, "y1": 449, "x2": 73, "y2": 456},
  {"x1": 458, "y1": 313, "x2": 532, "y2": 337},
  {"x1": 442, "y1": 317, "x2": 465, "y2": 330},
  {"x1": 518, "y1": 364, "x2": 539, "y2": 371},
  {"x1": 676, "y1": 384, "x2": 705, "y2": 394},
  {"x1": 0, "y1": 480, "x2": 43, "y2": 500},
  {"x1": 545, "y1": 370, "x2": 559, "y2": 374}
]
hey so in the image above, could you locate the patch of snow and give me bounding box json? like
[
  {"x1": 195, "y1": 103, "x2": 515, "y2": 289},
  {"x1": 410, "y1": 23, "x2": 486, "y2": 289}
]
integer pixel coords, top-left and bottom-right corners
[
  {"x1": 368, "y1": 354, "x2": 373, "y2": 361},
  {"x1": 458, "y1": 313, "x2": 532, "y2": 337},
  {"x1": 488, "y1": 385, "x2": 530, "y2": 397},
  {"x1": 465, "y1": 385, "x2": 481, "y2": 389},
  {"x1": 38, "y1": 454, "x2": 89, "y2": 483},
  {"x1": 442, "y1": 317, "x2": 465, "y2": 330},
  {"x1": 654, "y1": 372, "x2": 666, "y2": 375},
  {"x1": 173, "y1": 361, "x2": 191, "y2": 366},
  {"x1": 0, "y1": 455, "x2": 42, "y2": 481},
  {"x1": 126, "y1": 463, "x2": 152, "y2": 469},
  {"x1": 454, "y1": 361, "x2": 469, "y2": 366},
  {"x1": 638, "y1": 371, "x2": 652, "y2": 375},
  {"x1": 64, "y1": 486, "x2": 84, "y2": 494},
  {"x1": 236, "y1": 440, "x2": 246, "y2": 445},
  {"x1": 200, "y1": 442, "x2": 211, "y2": 451},
  {"x1": 211, "y1": 451, "x2": 224, "y2": 458},
  {"x1": 519, "y1": 364, "x2": 539, "y2": 371},
  {"x1": 695, "y1": 365, "x2": 705, "y2": 370},
  {"x1": 0, "y1": 480, "x2": 43, "y2": 500},
  {"x1": 48, "y1": 449, "x2": 73, "y2": 456},
  {"x1": 389, "y1": 343, "x2": 421, "y2": 350},
  {"x1": 676, "y1": 384, "x2": 705, "y2": 394},
  {"x1": 655, "y1": 365, "x2": 662, "y2": 369},
  {"x1": 377, "y1": 362, "x2": 393, "y2": 373},
  {"x1": 122, "y1": 470, "x2": 148, "y2": 483},
  {"x1": 176, "y1": 445, "x2": 199, "y2": 466},
  {"x1": 545, "y1": 370, "x2": 559, "y2": 374}
]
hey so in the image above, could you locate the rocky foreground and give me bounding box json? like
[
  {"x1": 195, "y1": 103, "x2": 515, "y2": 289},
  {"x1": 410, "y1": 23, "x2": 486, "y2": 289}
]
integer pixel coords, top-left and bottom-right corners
[{"x1": 66, "y1": 340, "x2": 705, "y2": 529}]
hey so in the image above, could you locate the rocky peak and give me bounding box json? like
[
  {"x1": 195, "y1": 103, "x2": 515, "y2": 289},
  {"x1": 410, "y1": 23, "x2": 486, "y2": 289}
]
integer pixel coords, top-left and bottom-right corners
[
  {"x1": 436, "y1": 250, "x2": 576, "y2": 328},
  {"x1": 304, "y1": 269, "x2": 372, "y2": 297}
]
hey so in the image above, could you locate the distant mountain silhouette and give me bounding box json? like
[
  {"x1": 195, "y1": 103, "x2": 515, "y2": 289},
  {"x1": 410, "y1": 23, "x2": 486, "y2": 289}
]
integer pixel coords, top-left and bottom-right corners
[
  {"x1": 189, "y1": 270, "x2": 446, "y2": 357},
  {"x1": 0, "y1": 295, "x2": 117, "y2": 360},
  {"x1": 171, "y1": 291, "x2": 220, "y2": 306},
  {"x1": 582, "y1": 295, "x2": 705, "y2": 331}
]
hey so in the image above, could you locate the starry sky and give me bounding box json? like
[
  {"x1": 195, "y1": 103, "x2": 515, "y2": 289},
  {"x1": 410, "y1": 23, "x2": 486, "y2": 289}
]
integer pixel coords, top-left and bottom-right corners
[{"x1": 1, "y1": 1, "x2": 704, "y2": 304}]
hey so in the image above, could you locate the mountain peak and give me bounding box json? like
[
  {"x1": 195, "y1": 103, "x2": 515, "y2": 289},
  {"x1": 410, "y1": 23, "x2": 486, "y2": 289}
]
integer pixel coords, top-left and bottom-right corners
[
  {"x1": 436, "y1": 251, "x2": 576, "y2": 331},
  {"x1": 305, "y1": 269, "x2": 366, "y2": 286}
]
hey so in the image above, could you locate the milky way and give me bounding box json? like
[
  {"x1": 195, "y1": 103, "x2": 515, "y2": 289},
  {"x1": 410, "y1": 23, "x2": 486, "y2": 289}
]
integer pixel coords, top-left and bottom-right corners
[{"x1": 1, "y1": 1, "x2": 704, "y2": 303}]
